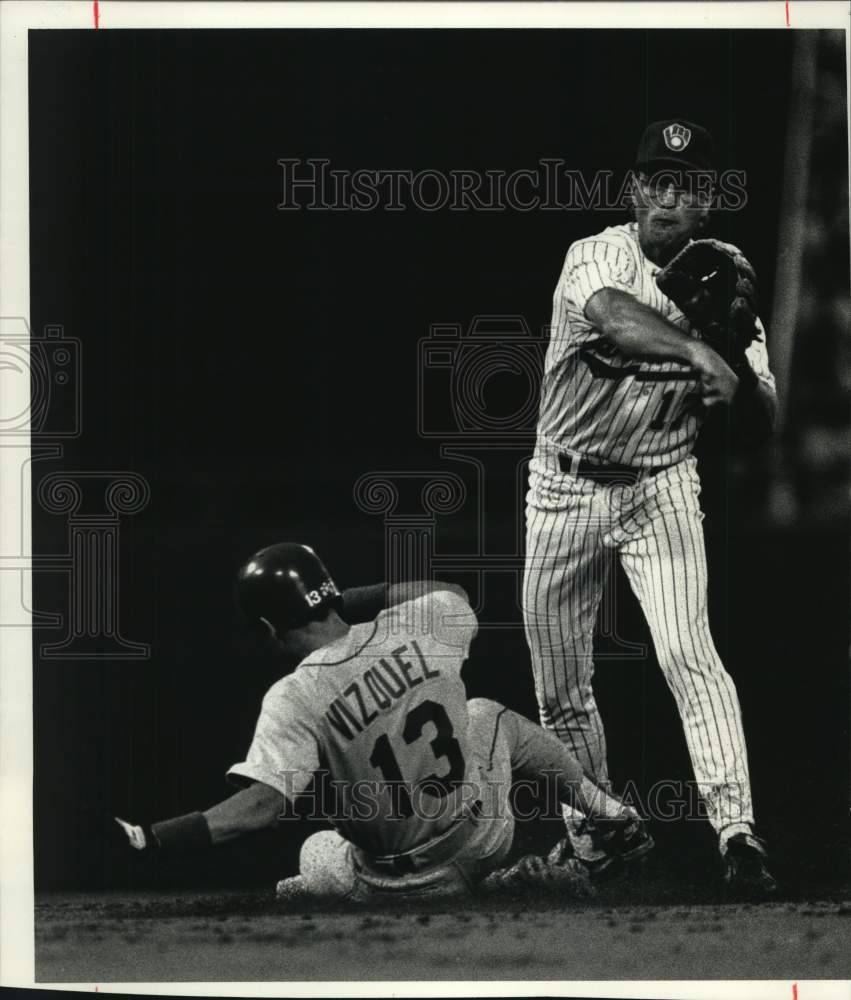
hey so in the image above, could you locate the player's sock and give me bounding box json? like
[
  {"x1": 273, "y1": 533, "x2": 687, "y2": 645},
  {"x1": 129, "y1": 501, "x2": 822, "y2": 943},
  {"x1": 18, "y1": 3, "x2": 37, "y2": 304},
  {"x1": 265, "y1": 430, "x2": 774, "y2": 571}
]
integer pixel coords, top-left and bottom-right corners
[
  {"x1": 577, "y1": 776, "x2": 631, "y2": 820},
  {"x1": 718, "y1": 822, "x2": 759, "y2": 855}
]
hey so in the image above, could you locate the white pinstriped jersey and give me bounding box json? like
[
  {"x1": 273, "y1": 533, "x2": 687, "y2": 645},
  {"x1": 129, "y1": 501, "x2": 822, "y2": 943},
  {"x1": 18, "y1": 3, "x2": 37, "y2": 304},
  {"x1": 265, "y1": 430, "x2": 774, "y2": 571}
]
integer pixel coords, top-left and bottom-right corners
[{"x1": 536, "y1": 222, "x2": 776, "y2": 468}]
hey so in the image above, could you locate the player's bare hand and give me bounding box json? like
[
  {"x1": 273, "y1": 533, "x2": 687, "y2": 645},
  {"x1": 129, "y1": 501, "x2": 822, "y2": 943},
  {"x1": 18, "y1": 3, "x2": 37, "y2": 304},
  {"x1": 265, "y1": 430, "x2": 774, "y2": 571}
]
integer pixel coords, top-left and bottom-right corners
[
  {"x1": 689, "y1": 341, "x2": 739, "y2": 407},
  {"x1": 115, "y1": 816, "x2": 148, "y2": 850}
]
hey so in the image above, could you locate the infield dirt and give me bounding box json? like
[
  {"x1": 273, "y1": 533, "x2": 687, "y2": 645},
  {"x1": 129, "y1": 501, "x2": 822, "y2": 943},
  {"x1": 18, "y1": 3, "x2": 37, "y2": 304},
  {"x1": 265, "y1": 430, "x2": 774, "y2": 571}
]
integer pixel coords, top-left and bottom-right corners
[{"x1": 35, "y1": 887, "x2": 851, "y2": 984}]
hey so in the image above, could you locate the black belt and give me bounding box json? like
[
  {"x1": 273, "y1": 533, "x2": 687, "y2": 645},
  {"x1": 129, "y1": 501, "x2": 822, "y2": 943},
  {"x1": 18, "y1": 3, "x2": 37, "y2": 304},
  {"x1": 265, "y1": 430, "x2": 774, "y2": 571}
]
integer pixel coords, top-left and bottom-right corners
[
  {"x1": 353, "y1": 799, "x2": 483, "y2": 877},
  {"x1": 558, "y1": 452, "x2": 670, "y2": 486}
]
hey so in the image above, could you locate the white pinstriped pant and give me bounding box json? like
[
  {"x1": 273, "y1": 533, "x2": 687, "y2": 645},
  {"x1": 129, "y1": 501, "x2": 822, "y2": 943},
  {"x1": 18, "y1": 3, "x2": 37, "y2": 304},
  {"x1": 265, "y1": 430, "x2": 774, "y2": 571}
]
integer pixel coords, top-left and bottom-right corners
[{"x1": 522, "y1": 451, "x2": 754, "y2": 836}]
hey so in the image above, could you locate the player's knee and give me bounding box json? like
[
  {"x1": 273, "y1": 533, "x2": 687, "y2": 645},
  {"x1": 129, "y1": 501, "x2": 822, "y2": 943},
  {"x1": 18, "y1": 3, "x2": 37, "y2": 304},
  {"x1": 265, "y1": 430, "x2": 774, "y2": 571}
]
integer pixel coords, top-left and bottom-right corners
[
  {"x1": 299, "y1": 830, "x2": 355, "y2": 898},
  {"x1": 657, "y1": 637, "x2": 690, "y2": 671},
  {"x1": 299, "y1": 830, "x2": 340, "y2": 877},
  {"x1": 660, "y1": 638, "x2": 727, "y2": 681},
  {"x1": 466, "y1": 698, "x2": 513, "y2": 764},
  {"x1": 467, "y1": 697, "x2": 504, "y2": 722}
]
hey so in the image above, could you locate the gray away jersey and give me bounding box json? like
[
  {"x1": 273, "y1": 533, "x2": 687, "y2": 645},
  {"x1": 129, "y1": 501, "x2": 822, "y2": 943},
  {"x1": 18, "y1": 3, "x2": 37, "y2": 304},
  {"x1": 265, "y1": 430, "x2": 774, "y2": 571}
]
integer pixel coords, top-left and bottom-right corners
[
  {"x1": 537, "y1": 222, "x2": 776, "y2": 468},
  {"x1": 227, "y1": 591, "x2": 479, "y2": 855}
]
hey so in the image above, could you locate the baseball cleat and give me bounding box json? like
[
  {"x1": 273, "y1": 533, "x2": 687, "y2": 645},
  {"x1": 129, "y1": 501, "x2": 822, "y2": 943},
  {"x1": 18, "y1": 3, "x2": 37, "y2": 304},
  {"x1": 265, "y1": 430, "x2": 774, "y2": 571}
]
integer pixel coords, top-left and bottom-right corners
[
  {"x1": 546, "y1": 836, "x2": 578, "y2": 868},
  {"x1": 597, "y1": 814, "x2": 655, "y2": 864},
  {"x1": 721, "y1": 833, "x2": 779, "y2": 900},
  {"x1": 548, "y1": 815, "x2": 655, "y2": 881}
]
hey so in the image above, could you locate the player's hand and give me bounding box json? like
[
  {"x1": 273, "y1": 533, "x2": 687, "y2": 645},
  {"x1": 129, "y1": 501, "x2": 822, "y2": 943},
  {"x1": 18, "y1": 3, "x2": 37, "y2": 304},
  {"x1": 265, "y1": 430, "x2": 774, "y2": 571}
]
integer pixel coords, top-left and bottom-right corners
[
  {"x1": 689, "y1": 341, "x2": 739, "y2": 408},
  {"x1": 114, "y1": 816, "x2": 149, "y2": 851}
]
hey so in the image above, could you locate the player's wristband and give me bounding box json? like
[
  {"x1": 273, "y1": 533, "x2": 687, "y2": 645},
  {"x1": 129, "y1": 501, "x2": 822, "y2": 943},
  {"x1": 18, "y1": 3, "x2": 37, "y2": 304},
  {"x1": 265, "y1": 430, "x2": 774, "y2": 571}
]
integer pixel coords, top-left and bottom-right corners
[{"x1": 150, "y1": 811, "x2": 213, "y2": 853}]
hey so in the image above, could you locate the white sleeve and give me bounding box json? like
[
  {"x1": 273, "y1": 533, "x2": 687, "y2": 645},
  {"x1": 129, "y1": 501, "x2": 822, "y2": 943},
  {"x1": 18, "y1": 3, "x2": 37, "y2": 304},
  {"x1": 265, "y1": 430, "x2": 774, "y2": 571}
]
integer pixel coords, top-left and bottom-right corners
[
  {"x1": 556, "y1": 237, "x2": 636, "y2": 348},
  {"x1": 383, "y1": 590, "x2": 478, "y2": 655},
  {"x1": 564, "y1": 238, "x2": 636, "y2": 314},
  {"x1": 226, "y1": 685, "x2": 319, "y2": 803},
  {"x1": 429, "y1": 589, "x2": 478, "y2": 653}
]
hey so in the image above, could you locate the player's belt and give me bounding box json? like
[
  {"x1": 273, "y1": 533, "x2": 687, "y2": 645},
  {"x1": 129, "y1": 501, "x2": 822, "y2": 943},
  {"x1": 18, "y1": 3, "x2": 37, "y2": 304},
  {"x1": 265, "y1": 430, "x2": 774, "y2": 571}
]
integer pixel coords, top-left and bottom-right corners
[
  {"x1": 352, "y1": 800, "x2": 484, "y2": 877},
  {"x1": 558, "y1": 452, "x2": 670, "y2": 486}
]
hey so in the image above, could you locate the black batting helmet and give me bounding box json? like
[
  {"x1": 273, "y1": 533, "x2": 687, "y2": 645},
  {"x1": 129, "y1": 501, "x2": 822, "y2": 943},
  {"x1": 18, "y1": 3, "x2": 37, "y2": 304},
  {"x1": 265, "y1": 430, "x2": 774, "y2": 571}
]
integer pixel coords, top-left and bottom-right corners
[{"x1": 235, "y1": 543, "x2": 342, "y2": 635}]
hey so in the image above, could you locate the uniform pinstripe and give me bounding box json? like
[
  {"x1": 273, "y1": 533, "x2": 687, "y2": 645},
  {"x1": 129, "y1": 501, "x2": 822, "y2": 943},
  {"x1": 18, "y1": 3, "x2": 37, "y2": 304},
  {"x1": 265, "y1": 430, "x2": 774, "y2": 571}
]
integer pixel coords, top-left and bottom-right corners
[
  {"x1": 538, "y1": 223, "x2": 774, "y2": 468},
  {"x1": 523, "y1": 222, "x2": 775, "y2": 840}
]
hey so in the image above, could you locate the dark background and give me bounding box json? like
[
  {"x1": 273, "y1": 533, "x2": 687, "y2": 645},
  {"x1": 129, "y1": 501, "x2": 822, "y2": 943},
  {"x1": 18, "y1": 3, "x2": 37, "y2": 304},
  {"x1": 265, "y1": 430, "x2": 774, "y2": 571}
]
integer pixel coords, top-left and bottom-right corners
[{"x1": 28, "y1": 30, "x2": 849, "y2": 891}]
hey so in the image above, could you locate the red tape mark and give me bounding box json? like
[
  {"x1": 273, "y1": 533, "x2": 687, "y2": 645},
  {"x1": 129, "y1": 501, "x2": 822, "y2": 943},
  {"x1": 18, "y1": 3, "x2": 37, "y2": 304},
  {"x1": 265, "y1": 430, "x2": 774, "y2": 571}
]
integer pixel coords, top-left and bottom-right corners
[
  {"x1": 785, "y1": 0, "x2": 790, "y2": 26},
  {"x1": 793, "y1": 983, "x2": 798, "y2": 1000},
  {"x1": 93, "y1": 1, "x2": 99, "y2": 29}
]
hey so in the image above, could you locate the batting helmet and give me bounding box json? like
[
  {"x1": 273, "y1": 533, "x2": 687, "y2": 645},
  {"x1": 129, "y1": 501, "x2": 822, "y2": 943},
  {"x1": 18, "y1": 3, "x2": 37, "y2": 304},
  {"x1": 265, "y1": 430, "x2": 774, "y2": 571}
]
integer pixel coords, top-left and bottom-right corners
[{"x1": 235, "y1": 543, "x2": 342, "y2": 634}]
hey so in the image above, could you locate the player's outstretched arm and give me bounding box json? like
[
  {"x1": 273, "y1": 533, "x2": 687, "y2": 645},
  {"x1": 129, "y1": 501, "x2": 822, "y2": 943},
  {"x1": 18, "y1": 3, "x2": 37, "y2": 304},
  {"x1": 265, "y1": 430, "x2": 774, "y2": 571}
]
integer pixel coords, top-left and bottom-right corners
[
  {"x1": 586, "y1": 287, "x2": 739, "y2": 407},
  {"x1": 115, "y1": 781, "x2": 285, "y2": 854},
  {"x1": 203, "y1": 782, "x2": 285, "y2": 845},
  {"x1": 340, "y1": 580, "x2": 468, "y2": 624}
]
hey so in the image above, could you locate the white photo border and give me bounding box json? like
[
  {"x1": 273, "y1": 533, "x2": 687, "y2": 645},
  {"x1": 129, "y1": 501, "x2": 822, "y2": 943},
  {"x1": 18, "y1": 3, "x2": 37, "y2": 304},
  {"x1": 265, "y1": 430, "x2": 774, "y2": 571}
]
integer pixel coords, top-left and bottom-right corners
[{"x1": 1, "y1": 2, "x2": 849, "y2": 996}]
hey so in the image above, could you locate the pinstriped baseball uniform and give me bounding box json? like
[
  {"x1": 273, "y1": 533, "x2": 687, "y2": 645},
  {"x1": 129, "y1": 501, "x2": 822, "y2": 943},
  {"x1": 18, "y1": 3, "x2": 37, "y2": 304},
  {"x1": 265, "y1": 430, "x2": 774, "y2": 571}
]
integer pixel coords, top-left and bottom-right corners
[
  {"x1": 523, "y1": 221, "x2": 776, "y2": 842},
  {"x1": 538, "y1": 222, "x2": 774, "y2": 467}
]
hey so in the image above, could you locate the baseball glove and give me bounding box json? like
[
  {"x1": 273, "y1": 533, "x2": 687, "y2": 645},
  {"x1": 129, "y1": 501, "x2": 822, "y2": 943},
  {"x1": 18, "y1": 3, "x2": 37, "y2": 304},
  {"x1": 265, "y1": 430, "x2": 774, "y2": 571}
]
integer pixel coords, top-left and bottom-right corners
[{"x1": 655, "y1": 238, "x2": 760, "y2": 368}]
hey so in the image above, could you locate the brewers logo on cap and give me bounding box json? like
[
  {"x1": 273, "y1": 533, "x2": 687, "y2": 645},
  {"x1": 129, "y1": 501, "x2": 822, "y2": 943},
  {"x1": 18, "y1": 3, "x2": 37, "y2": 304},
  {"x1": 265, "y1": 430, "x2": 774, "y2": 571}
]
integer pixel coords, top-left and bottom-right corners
[{"x1": 663, "y1": 123, "x2": 692, "y2": 152}]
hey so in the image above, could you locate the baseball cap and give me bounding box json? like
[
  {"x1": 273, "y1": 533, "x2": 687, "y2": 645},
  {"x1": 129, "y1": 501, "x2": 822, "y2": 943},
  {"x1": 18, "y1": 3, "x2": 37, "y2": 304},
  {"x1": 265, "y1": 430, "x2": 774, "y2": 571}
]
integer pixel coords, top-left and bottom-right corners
[{"x1": 635, "y1": 119, "x2": 716, "y2": 174}]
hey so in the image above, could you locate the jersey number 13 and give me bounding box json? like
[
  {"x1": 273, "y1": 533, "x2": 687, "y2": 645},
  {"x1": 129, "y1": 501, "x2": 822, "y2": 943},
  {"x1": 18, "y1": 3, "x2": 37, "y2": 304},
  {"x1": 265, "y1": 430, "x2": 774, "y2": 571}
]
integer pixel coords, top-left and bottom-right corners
[{"x1": 369, "y1": 699, "x2": 465, "y2": 818}]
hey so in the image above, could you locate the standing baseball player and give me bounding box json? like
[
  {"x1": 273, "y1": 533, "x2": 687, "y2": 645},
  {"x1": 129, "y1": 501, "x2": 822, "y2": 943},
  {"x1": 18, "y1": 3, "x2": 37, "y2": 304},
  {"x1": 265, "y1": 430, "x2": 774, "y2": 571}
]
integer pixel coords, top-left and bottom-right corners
[
  {"x1": 116, "y1": 542, "x2": 650, "y2": 902},
  {"x1": 522, "y1": 120, "x2": 778, "y2": 897}
]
